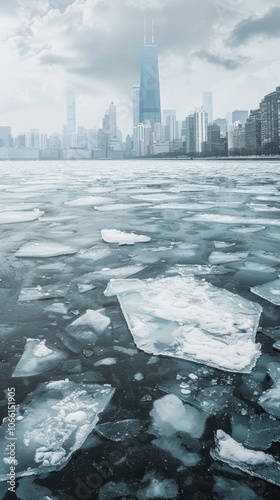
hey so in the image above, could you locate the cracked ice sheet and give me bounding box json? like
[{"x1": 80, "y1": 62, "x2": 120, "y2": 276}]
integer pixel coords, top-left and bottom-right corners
[
  {"x1": 211, "y1": 430, "x2": 280, "y2": 487},
  {"x1": 104, "y1": 276, "x2": 262, "y2": 373},
  {"x1": 0, "y1": 380, "x2": 115, "y2": 481}
]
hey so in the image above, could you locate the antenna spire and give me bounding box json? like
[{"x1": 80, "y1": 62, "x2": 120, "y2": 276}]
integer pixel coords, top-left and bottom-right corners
[
  {"x1": 152, "y1": 18, "x2": 154, "y2": 44},
  {"x1": 144, "y1": 13, "x2": 147, "y2": 44}
]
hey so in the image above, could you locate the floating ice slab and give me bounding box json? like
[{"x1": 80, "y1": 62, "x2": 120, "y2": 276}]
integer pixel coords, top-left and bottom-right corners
[
  {"x1": 0, "y1": 210, "x2": 44, "y2": 224},
  {"x1": 67, "y1": 309, "x2": 110, "y2": 336},
  {"x1": 19, "y1": 285, "x2": 69, "y2": 301},
  {"x1": 209, "y1": 251, "x2": 248, "y2": 264},
  {"x1": 259, "y1": 363, "x2": 280, "y2": 419},
  {"x1": 77, "y1": 247, "x2": 111, "y2": 261},
  {"x1": 214, "y1": 241, "x2": 236, "y2": 249},
  {"x1": 91, "y1": 265, "x2": 146, "y2": 279},
  {"x1": 15, "y1": 241, "x2": 77, "y2": 258},
  {"x1": 101, "y1": 229, "x2": 151, "y2": 245},
  {"x1": 251, "y1": 279, "x2": 280, "y2": 306},
  {"x1": 12, "y1": 339, "x2": 67, "y2": 377},
  {"x1": 95, "y1": 419, "x2": 143, "y2": 442},
  {"x1": 211, "y1": 430, "x2": 280, "y2": 487},
  {"x1": 0, "y1": 380, "x2": 115, "y2": 481},
  {"x1": 94, "y1": 203, "x2": 150, "y2": 212},
  {"x1": 137, "y1": 473, "x2": 179, "y2": 500},
  {"x1": 105, "y1": 276, "x2": 262, "y2": 373},
  {"x1": 189, "y1": 213, "x2": 280, "y2": 226},
  {"x1": 152, "y1": 436, "x2": 200, "y2": 467}
]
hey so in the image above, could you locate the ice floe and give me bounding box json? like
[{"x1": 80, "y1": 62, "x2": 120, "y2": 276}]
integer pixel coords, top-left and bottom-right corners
[
  {"x1": 64, "y1": 196, "x2": 114, "y2": 206},
  {"x1": 105, "y1": 276, "x2": 262, "y2": 373},
  {"x1": 0, "y1": 210, "x2": 44, "y2": 224},
  {"x1": 15, "y1": 241, "x2": 77, "y2": 258},
  {"x1": 0, "y1": 380, "x2": 115, "y2": 480},
  {"x1": 251, "y1": 278, "x2": 280, "y2": 306},
  {"x1": 95, "y1": 419, "x2": 143, "y2": 442},
  {"x1": 208, "y1": 251, "x2": 248, "y2": 264},
  {"x1": 12, "y1": 339, "x2": 67, "y2": 377},
  {"x1": 101, "y1": 229, "x2": 151, "y2": 245},
  {"x1": 19, "y1": 285, "x2": 69, "y2": 301},
  {"x1": 211, "y1": 430, "x2": 280, "y2": 487}
]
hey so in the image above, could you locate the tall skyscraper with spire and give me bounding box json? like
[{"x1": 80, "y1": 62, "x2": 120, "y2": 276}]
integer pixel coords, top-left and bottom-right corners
[{"x1": 139, "y1": 18, "x2": 161, "y2": 127}]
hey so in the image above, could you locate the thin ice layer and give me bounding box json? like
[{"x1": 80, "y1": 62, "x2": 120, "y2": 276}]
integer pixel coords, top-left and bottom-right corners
[
  {"x1": 0, "y1": 380, "x2": 115, "y2": 481},
  {"x1": 211, "y1": 430, "x2": 280, "y2": 487},
  {"x1": 259, "y1": 363, "x2": 280, "y2": 419},
  {"x1": 105, "y1": 276, "x2": 262, "y2": 373},
  {"x1": 15, "y1": 241, "x2": 76, "y2": 258},
  {"x1": 0, "y1": 210, "x2": 44, "y2": 224},
  {"x1": 251, "y1": 279, "x2": 280, "y2": 306}
]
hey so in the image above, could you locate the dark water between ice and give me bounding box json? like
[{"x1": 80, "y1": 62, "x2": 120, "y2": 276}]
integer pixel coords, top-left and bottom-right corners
[{"x1": 0, "y1": 160, "x2": 280, "y2": 500}]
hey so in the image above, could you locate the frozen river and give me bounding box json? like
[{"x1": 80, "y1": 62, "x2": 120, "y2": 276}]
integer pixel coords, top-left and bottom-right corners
[{"x1": 0, "y1": 159, "x2": 280, "y2": 499}]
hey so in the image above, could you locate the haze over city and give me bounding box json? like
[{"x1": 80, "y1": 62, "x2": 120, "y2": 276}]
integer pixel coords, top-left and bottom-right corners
[{"x1": 1, "y1": 0, "x2": 280, "y2": 135}]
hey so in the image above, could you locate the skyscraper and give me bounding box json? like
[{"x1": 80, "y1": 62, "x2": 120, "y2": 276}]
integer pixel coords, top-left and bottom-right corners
[
  {"x1": 132, "y1": 85, "x2": 140, "y2": 127},
  {"x1": 139, "y1": 21, "x2": 161, "y2": 127},
  {"x1": 202, "y1": 91, "x2": 213, "y2": 124},
  {"x1": 194, "y1": 109, "x2": 208, "y2": 154},
  {"x1": 109, "y1": 102, "x2": 117, "y2": 139},
  {"x1": 260, "y1": 87, "x2": 280, "y2": 155},
  {"x1": 66, "y1": 89, "x2": 76, "y2": 135}
]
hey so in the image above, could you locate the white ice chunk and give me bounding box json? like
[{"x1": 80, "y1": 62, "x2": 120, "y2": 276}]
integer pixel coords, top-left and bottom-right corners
[
  {"x1": 77, "y1": 284, "x2": 96, "y2": 294},
  {"x1": 67, "y1": 309, "x2": 110, "y2": 335},
  {"x1": 150, "y1": 394, "x2": 206, "y2": 439},
  {"x1": 0, "y1": 380, "x2": 115, "y2": 481},
  {"x1": 108, "y1": 276, "x2": 262, "y2": 373},
  {"x1": 19, "y1": 285, "x2": 69, "y2": 301},
  {"x1": 94, "y1": 358, "x2": 117, "y2": 367},
  {"x1": 101, "y1": 229, "x2": 151, "y2": 245},
  {"x1": 168, "y1": 264, "x2": 228, "y2": 276},
  {"x1": 15, "y1": 241, "x2": 76, "y2": 258},
  {"x1": 0, "y1": 210, "x2": 44, "y2": 224},
  {"x1": 211, "y1": 430, "x2": 280, "y2": 487},
  {"x1": 214, "y1": 241, "x2": 236, "y2": 249},
  {"x1": 12, "y1": 339, "x2": 67, "y2": 377},
  {"x1": 189, "y1": 213, "x2": 280, "y2": 226},
  {"x1": 209, "y1": 251, "x2": 248, "y2": 264},
  {"x1": 251, "y1": 279, "x2": 280, "y2": 306}
]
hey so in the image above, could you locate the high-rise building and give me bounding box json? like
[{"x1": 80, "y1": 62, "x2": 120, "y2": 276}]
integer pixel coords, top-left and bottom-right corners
[
  {"x1": 0, "y1": 126, "x2": 12, "y2": 147},
  {"x1": 228, "y1": 122, "x2": 246, "y2": 155},
  {"x1": 186, "y1": 115, "x2": 195, "y2": 155},
  {"x1": 132, "y1": 85, "x2": 140, "y2": 127},
  {"x1": 194, "y1": 109, "x2": 208, "y2": 154},
  {"x1": 245, "y1": 109, "x2": 262, "y2": 156},
  {"x1": 139, "y1": 22, "x2": 161, "y2": 127},
  {"x1": 214, "y1": 118, "x2": 228, "y2": 138},
  {"x1": 202, "y1": 91, "x2": 213, "y2": 124},
  {"x1": 260, "y1": 86, "x2": 280, "y2": 155},
  {"x1": 162, "y1": 109, "x2": 176, "y2": 126},
  {"x1": 232, "y1": 110, "x2": 248, "y2": 126},
  {"x1": 66, "y1": 89, "x2": 76, "y2": 135},
  {"x1": 109, "y1": 102, "x2": 117, "y2": 139}
]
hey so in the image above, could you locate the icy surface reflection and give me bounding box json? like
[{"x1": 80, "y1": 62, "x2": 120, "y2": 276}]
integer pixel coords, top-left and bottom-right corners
[{"x1": 0, "y1": 159, "x2": 280, "y2": 499}]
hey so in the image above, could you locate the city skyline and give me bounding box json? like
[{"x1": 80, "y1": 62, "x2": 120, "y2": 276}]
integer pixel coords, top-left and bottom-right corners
[{"x1": 1, "y1": 0, "x2": 280, "y2": 135}]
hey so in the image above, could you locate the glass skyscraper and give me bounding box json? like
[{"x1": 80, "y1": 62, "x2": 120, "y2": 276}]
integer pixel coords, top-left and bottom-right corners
[{"x1": 139, "y1": 37, "x2": 161, "y2": 127}]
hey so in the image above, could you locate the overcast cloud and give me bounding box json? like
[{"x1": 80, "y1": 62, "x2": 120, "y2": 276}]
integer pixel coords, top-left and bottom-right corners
[{"x1": 0, "y1": 0, "x2": 279, "y2": 135}]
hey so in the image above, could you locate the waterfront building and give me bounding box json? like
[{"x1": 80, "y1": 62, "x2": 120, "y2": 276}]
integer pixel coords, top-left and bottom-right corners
[{"x1": 260, "y1": 86, "x2": 280, "y2": 155}]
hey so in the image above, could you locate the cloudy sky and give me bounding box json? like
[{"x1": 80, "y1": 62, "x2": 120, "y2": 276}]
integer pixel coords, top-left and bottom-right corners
[{"x1": 1, "y1": 0, "x2": 280, "y2": 136}]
